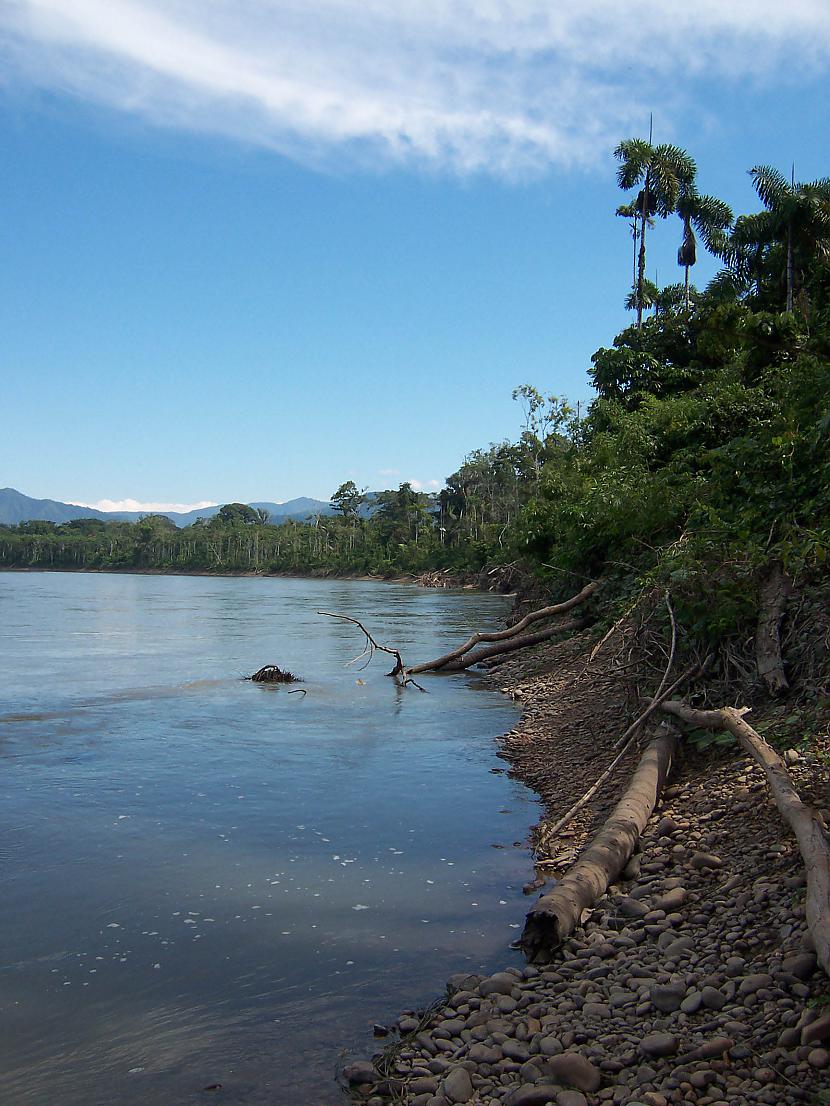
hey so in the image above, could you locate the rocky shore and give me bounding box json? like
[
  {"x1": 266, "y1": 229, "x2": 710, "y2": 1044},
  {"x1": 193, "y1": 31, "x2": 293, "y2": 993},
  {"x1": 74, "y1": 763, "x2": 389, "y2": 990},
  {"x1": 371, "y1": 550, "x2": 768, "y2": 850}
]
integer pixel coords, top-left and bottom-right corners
[{"x1": 342, "y1": 631, "x2": 830, "y2": 1106}]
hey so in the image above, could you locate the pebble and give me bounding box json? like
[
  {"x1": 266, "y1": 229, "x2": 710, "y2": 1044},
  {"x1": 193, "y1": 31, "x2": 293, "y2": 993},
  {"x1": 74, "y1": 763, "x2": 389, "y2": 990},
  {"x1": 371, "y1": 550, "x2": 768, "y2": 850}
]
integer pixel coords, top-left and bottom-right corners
[
  {"x1": 441, "y1": 1067, "x2": 474, "y2": 1104},
  {"x1": 639, "y1": 1033, "x2": 678, "y2": 1059}
]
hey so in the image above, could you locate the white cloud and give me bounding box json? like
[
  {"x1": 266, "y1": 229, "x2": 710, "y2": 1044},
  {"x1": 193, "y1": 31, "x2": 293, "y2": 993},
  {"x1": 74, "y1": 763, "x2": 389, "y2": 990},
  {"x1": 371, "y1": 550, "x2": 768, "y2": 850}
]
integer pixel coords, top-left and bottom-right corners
[
  {"x1": 74, "y1": 497, "x2": 218, "y2": 514},
  {"x1": 407, "y1": 479, "x2": 442, "y2": 492},
  {"x1": 1, "y1": 1, "x2": 829, "y2": 175}
]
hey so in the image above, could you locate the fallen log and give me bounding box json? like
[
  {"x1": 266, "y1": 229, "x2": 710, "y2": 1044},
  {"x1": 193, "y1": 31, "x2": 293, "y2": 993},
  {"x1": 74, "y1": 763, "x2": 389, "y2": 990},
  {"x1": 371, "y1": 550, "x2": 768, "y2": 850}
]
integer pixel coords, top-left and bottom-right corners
[
  {"x1": 428, "y1": 616, "x2": 590, "y2": 673},
  {"x1": 755, "y1": 563, "x2": 792, "y2": 696},
  {"x1": 408, "y1": 581, "x2": 599, "y2": 675},
  {"x1": 661, "y1": 700, "x2": 830, "y2": 977},
  {"x1": 521, "y1": 728, "x2": 677, "y2": 962}
]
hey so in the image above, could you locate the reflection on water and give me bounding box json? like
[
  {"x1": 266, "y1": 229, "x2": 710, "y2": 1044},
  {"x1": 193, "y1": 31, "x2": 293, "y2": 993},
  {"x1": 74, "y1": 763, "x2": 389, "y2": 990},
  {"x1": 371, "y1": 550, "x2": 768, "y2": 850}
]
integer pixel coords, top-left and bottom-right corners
[{"x1": 0, "y1": 572, "x2": 535, "y2": 1105}]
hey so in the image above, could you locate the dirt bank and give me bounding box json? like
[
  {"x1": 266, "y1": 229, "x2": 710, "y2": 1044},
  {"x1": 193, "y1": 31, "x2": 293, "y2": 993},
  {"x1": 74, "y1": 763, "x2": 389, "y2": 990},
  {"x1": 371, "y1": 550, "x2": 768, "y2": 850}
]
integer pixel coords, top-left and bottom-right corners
[{"x1": 342, "y1": 628, "x2": 830, "y2": 1106}]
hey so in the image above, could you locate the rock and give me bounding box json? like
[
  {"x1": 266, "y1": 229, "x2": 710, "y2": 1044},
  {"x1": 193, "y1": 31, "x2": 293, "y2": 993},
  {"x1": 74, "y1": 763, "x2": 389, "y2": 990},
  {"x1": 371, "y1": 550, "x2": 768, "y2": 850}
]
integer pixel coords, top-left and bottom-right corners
[
  {"x1": 546, "y1": 1053, "x2": 602, "y2": 1093},
  {"x1": 680, "y1": 991, "x2": 703, "y2": 1015},
  {"x1": 662, "y1": 936, "x2": 694, "y2": 959},
  {"x1": 651, "y1": 981, "x2": 687, "y2": 1013},
  {"x1": 655, "y1": 887, "x2": 687, "y2": 911},
  {"x1": 343, "y1": 1060, "x2": 376, "y2": 1085},
  {"x1": 399, "y1": 1016, "x2": 420, "y2": 1034},
  {"x1": 781, "y1": 952, "x2": 817, "y2": 980},
  {"x1": 506, "y1": 1085, "x2": 559, "y2": 1106},
  {"x1": 556, "y1": 1092, "x2": 589, "y2": 1106},
  {"x1": 679, "y1": 1036, "x2": 734, "y2": 1062},
  {"x1": 617, "y1": 897, "x2": 650, "y2": 919},
  {"x1": 802, "y1": 1014, "x2": 830, "y2": 1045},
  {"x1": 410, "y1": 1077, "x2": 440, "y2": 1095},
  {"x1": 502, "y1": 1039, "x2": 531, "y2": 1062},
  {"x1": 480, "y1": 973, "x2": 519, "y2": 997},
  {"x1": 808, "y1": 1048, "x2": 830, "y2": 1069},
  {"x1": 700, "y1": 986, "x2": 727, "y2": 1010},
  {"x1": 738, "y1": 973, "x2": 772, "y2": 995},
  {"x1": 539, "y1": 1036, "x2": 564, "y2": 1057},
  {"x1": 690, "y1": 852, "x2": 724, "y2": 870},
  {"x1": 468, "y1": 1043, "x2": 502, "y2": 1064},
  {"x1": 638, "y1": 1033, "x2": 678, "y2": 1058},
  {"x1": 441, "y1": 1067, "x2": 474, "y2": 1104},
  {"x1": 657, "y1": 816, "x2": 679, "y2": 837},
  {"x1": 784, "y1": 748, "x2": 800, "y2": 765}
]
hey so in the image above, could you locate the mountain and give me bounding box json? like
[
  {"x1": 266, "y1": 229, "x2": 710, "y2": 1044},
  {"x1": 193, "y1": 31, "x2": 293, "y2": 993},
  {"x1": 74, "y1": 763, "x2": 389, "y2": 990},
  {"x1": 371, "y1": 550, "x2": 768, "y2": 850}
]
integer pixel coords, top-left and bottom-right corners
[{"x1": 0, "y1": 488, "x2": 337, "y2": 528}]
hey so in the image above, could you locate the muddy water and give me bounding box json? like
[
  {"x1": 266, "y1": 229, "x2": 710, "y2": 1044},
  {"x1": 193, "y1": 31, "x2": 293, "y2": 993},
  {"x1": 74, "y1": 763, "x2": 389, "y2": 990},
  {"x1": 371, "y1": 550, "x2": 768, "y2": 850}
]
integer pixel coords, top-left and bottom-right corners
[{"x1": 0, "y1": 572, "x2": 536, "y2": 1105}]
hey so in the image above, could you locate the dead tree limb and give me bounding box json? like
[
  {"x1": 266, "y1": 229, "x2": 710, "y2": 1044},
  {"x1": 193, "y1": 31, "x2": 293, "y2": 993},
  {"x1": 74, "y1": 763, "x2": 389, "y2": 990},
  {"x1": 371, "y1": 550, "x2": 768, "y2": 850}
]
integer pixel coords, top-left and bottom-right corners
[
  {"x1": 661, "y1": 700, "x2": 830, "y2": 977},
  {"x1": 756, "y1": 563, "x2": 792, "y2": 696},
  {"x1": 521, "y1": 728, "x2": 677, "y2": 962},
  {"x1": 424, "y1": 617, "x2": 590, "y2": 673},
  {"x1": 408, "y1": 581, "x2": 599, "y2": 675},
  {"x1": 317, "y1": 611, "x2": 426, "y2": 689}
]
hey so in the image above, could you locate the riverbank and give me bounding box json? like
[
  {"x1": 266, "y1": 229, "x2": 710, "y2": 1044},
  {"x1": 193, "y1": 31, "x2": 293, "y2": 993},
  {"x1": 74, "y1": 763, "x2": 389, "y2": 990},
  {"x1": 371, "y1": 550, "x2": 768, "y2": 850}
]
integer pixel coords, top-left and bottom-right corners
[{"x1": 343, "y1": 627, "x2": 830, "y2": 1106}]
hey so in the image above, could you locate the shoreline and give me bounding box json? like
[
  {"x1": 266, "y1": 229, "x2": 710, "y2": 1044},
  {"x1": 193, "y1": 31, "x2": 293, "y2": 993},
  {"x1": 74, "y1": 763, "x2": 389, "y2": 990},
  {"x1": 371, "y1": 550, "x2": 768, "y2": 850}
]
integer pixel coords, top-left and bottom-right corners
[
  {"x1": 343, "y1": 629, "x2": 830, "y2": 1106},
  {"x1": 0, "y1": 564, "x2": 485, "y2": 589}
]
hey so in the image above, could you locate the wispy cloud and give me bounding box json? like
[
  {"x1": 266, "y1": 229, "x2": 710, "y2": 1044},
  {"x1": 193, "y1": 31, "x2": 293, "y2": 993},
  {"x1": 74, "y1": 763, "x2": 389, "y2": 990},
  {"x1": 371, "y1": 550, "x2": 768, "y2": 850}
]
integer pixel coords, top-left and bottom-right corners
[
  {"x1": 1, "y1": 2, "x2": 828, "y2": 175},
  {"x1": 74, "y1": 497, "x2": 217, "y2": 514}
]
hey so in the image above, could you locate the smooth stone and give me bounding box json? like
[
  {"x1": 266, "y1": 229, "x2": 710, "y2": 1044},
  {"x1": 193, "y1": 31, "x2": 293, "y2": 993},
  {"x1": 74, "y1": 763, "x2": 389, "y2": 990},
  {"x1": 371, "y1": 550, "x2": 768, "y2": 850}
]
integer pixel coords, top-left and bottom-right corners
[
  {"x1": 546, "y1": 1053, "x2": 602, "y2": 1093},
  {"x1": 343, "y1": 1060, "x2": 376, "y2": 1085},
  {"x1": 399, "y1": 1016, "x2": 420, "y2": 1033},
  {"x1": 539, "y1": 1036, "x2": 564, "y2": 1057},
  {"x1": 639, "y1": 1033, "x2": 678, "y2": 1059},
  {"x1": 803, "y1": 1014, "x2": 830, "y2": 1045},
  {"x1": 480, "y1": 974, "x2": 519, "y2": 998},
  {"x1": 700, "y1": 986, "x2": 727, "y2": 1010},
  {"x1": 691, "y1": 852, "x2": 724, "y2": 869},
  {"x1": 556, "y1": 1092, "x2": 588, "y2": 1106},
  {"x1": 506, "y1": 1085, "x2": 559, "y2": 1106},
  {"x1": 651, "y1": 982, "x2": 686, "y2": 1013},
  {"x1": 410, "y1": 1077, "x2": 440, "y2": 1095},
  {"x1": 782, "y1": 952, "x2": 817, "y2": 980},
  {"x1": 618, "y1": 897, "x2": 649, "y2": 919},
  {"x1": 442, "y1": 1067, "x2": 474, "y2": 1104},
  {"x1": 738, "y1": 973, "x2": 772, "y2": 995},
  {"x1": 655, "y1": 887, "x2": 687, "y2": 911},
  {"x1": 680, "y1": 991, "x2": 703, "y2": 1015},
  {"x1": 808, "y1": 1048, "x2": 830, "y2": 1069}
]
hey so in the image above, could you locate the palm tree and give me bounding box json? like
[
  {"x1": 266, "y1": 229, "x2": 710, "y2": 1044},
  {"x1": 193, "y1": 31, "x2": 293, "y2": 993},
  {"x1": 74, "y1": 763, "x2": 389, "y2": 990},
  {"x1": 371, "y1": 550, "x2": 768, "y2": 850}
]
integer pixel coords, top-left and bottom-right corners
[
  {"x1": 615, "y1": 138, "x2": 697, "y2": 327},
  {"x1": 675, "y1": 191, "x2": 733, "y2": 309},
  {"x1": 728, "y1": 167, "x2": 830, "y2": 313}
]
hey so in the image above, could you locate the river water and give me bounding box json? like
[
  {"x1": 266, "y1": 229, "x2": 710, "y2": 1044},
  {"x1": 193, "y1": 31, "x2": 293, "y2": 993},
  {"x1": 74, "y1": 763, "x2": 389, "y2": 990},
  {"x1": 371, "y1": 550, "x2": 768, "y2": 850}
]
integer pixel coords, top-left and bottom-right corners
[{"x1": 0, "y1": 572, "x2": 537, "y2": 1105}]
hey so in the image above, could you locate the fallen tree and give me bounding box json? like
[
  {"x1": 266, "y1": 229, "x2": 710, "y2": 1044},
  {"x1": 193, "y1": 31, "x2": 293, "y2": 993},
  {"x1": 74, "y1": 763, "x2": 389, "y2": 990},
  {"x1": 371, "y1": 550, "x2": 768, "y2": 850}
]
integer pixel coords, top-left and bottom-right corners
[
  {"x1": 521, "y1": 727, "x2": 677, "y2": 962},
  {"x1": 408, "y1": 581, "x2": 599, "y2": 675},
  {"x1": 661, "y1": 700, "x2": 830, "y2": 977}
]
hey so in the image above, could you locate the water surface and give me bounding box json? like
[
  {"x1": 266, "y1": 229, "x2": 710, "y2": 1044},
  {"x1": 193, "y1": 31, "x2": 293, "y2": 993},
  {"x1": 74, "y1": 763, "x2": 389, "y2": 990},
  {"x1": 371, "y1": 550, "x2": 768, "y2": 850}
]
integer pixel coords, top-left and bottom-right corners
[{"x1": 0, "y1": 572, "x2": 536, "y2": 1105}]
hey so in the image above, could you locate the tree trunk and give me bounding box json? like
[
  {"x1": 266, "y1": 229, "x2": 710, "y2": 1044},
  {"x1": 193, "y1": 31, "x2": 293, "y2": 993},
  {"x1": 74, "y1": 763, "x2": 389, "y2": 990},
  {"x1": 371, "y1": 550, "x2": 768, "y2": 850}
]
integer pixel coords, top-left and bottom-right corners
[
  {"x1": 521, "y1": 729, "x2": 677, "y2": 962},
  {"x1": 661, "y1": 701, "x2": 830, "y2": 977},
  {"x1": 787, "y1": 220, "x2": 794, "y2": 313},
  {"x1": 637, "y1": 173, "x2": 650, "y2": 329},
  {"x1": 756, "y1": 563, "x2": 791, "y2": 696}
]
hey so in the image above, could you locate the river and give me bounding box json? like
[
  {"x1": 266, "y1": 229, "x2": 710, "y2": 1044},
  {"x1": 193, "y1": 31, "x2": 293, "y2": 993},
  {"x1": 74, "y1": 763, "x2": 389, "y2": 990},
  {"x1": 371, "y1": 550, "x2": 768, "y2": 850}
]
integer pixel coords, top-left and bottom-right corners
[{"x1": 0, "y1": 571, "x2": 536, "y2": 1105}]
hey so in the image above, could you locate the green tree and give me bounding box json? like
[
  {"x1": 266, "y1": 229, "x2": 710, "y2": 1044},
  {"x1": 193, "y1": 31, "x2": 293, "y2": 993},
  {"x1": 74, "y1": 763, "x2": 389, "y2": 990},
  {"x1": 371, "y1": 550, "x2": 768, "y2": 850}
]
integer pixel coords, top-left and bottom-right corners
[
  {"x1": 615, "y1": 138, "x2": 697, "y2": 327},
  {"x1": 675, "y1": 191, "x2": 733, "y2": 309},
  {"x1": 728, "y1": 167, "x2": 830, "y2": 314},
  {"x1": 330, "y1": 480, "x2": 365, "y2": 520}
]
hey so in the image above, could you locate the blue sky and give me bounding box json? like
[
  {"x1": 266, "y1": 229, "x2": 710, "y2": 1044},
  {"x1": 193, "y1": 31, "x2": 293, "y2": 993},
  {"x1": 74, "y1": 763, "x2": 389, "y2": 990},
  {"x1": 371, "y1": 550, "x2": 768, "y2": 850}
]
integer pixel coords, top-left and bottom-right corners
[{"x1": 1, "y1": 2, "x2": 829, "y2": 511}]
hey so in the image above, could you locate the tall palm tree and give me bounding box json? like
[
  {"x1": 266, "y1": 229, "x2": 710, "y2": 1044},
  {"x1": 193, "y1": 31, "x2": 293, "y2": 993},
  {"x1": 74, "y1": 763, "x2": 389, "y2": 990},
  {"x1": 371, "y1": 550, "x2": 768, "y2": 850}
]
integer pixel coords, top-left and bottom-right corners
[
  {"x1": 728, "y1": 167, "x2": 830, "y2": 313},
  {"x1": 675, "y1": 190, "x2": 733, "y2": 309},
  {"x1": 615, "y1": 138, "x2": 697, "y2": 327}
]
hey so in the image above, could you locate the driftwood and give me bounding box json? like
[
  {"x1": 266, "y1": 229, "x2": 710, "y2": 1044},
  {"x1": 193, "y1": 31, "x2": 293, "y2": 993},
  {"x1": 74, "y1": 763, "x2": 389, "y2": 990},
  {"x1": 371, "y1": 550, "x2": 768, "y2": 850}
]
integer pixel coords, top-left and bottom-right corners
[
  {"x1": 755, "y1": 563, "x2": 792, "y2": 696},
  {"x1": 318, "y1": 583, "x2": 597, "y2": 684},
  {"x1": 408, "y1": 581, "x2": 599, "y2": 675},
  {"x1": 661, "y1": 700, "x2": 830, "y2": 977},
  {"x1": 247, "y1": 665, "x2": 298, "y2": 683},
  {"x1": 521, "y1": 728, "x2": 677, "y2": 962},
  {"x1": 317, "y1": 611, "x2": 426, "y2": 690}
]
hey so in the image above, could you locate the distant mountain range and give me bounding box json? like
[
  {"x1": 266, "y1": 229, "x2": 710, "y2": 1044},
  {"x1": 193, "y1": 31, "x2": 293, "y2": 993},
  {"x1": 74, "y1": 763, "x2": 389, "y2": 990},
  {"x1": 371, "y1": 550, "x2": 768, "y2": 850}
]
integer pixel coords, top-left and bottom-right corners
[{"x1": 0, "y1": 488, "x2": 340, "y2": 528}]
